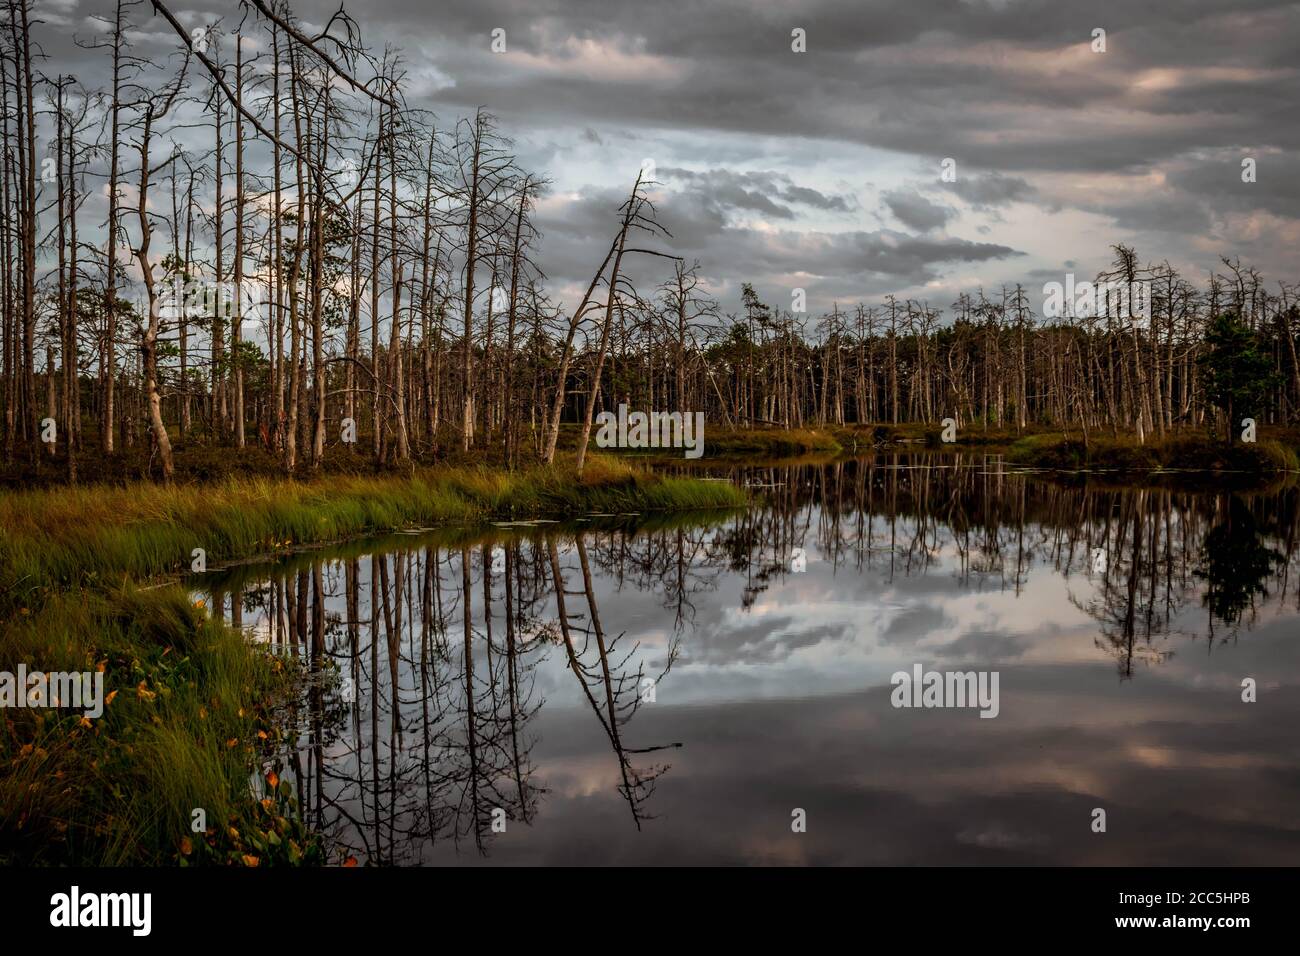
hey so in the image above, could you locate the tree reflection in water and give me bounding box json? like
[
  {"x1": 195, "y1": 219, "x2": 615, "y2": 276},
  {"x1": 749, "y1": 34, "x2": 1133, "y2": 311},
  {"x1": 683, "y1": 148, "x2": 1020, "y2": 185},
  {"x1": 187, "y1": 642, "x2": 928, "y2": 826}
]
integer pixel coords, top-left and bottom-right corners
[
  {"x1": 208, "y1": 454, "x2": 1300, "y2": 861},
  {"x1": 1195, "y1": 494, "x2": 1286, "y2": 634}
]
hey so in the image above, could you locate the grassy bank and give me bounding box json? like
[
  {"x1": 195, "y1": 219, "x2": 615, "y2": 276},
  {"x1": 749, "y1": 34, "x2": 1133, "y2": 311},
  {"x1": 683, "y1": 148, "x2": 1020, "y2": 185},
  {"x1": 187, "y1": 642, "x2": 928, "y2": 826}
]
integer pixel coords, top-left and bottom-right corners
[
  {"x1": 824, "y1": 422, "x2": 1300, "y2": 476},
  {"x1": 0, "y1": 454, "x2": 745, "y2": 613},
  {"x1": 1003, "y1": 432, "x2": 1300, "y2": 474},
  {"x1": 834, "y1": 422, "x2": 1052, "y2": 447},
  {"x1": 0, "y1": 455, "x2": 745, "y2": 865},
  {"x1": 700, "y1": 427, "x2": 843, "y2": 458}
]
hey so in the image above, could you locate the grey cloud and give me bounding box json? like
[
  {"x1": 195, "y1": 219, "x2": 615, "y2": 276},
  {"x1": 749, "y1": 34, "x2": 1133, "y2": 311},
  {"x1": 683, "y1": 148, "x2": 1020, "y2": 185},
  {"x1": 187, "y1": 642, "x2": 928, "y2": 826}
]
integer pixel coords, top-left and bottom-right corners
[
  {"x1": 659, "y1": 167, "x2": 854, "y2": 220},
  {"x1": 883, "y1": 188, "x2": 957, "y2": 232},
  {"x1": 533, "y1": 185, "x2": 1022, "y2": 310},
  {"x1": 933, "y1": 629, "x2": 1029, "y2": 663},
  {"x1": 882, "y1": 604, "x2": 950, "y2": 643},
  {"x1": 950, "y1": 173, "x2": 1036, "y2": 210},
  {"x1": 389, "y1": 0, "x2": 1300, "y2": 169},
  {"x1": 1167, "y1": 151, "x2": 1300, "y2": 220},
  {"x1": 778, "y1": 184, "x2": 853, "y2": 213},
  {"x1": 1097, "y1": 193, "x2": 1215, "y2": 237}
]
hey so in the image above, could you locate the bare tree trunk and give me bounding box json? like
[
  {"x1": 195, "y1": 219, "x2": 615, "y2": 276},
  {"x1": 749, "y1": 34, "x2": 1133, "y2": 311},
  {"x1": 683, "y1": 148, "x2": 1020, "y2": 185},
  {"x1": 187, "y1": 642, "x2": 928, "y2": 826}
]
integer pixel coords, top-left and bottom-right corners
[
  {"x1": 232, "y1": 35, "x2": 246, "y2": 448},
  {"x1": 574, "y1": 174, "x2": 646, "y2": 474}
]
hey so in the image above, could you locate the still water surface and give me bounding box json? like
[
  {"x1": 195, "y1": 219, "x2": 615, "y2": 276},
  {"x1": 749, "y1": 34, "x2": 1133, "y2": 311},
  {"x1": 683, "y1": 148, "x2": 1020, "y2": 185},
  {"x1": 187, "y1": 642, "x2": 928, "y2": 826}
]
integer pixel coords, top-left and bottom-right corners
[{"x1": 208, "y1": 454, "x2": 1300, "y2": 865}]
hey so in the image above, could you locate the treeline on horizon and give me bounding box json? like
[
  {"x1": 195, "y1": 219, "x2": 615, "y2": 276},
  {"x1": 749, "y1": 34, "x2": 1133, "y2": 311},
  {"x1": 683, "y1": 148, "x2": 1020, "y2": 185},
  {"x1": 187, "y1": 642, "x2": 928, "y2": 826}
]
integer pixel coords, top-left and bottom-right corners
[{"x1": 2, "y1": 0, "x2": 1297, "y2": 484}]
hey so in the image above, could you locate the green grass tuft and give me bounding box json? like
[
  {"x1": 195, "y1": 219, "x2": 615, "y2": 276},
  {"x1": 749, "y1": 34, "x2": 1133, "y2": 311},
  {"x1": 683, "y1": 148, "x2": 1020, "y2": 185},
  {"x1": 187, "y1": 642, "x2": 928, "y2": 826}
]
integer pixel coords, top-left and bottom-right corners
[{"x1": 0, "y1": 585, "x2": 315, "y2": 866}]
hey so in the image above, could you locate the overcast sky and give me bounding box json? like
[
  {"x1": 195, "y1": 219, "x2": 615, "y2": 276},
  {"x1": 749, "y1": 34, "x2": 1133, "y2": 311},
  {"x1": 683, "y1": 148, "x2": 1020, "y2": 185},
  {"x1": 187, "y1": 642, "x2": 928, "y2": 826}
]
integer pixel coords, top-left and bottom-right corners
[{"x1": 36, "y1": 0, "x2": 1300, "y2": 317}]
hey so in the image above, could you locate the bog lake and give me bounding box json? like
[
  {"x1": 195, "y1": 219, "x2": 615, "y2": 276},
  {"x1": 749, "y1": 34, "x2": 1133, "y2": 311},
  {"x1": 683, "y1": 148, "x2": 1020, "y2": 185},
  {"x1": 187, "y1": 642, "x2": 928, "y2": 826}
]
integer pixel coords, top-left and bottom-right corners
[{"x1": 204, "y1": 453, "x2": 1300, "y2": 864}]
